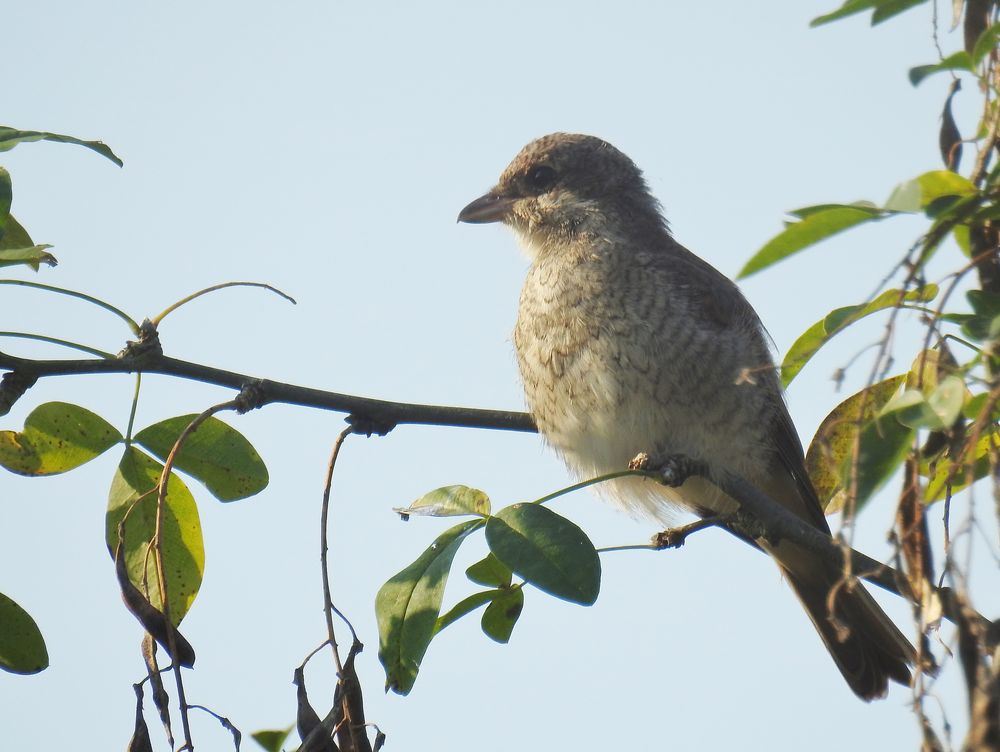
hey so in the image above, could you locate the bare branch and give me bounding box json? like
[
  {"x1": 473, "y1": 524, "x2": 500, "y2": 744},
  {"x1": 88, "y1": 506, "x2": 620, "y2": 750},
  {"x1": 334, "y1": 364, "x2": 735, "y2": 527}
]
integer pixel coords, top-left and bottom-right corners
[{"x1": 0, "y1": 349, "x2": 535, "y2": 432}]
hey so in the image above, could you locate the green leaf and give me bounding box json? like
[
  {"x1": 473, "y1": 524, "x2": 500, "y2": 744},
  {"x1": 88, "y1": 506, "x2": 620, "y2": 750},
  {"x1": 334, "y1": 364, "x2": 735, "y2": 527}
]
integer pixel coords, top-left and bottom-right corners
[
  {"x1": 926, "y1": 375, "x2": 966, "y2": 428},
  {"x1": 376, "y1": 519, "x2": 483, "y2": 695},
  {"x1": 106, "y1": 447, "x2": 205, "y2": 624},
  {"x1": 884, "y1": 170, "x2": 978, "y2": 212},
  {"x1": 0, "y1": 126, "x2": 123, "y2": 167},
  {"x1": 959, "y1": 290, "x2": 1000, "y2": 341},
  {"x1": 880, "y1": 389, "x2": 940, "y2": 429},
  {"x1": 811, "y1": 0, "x2": 928, "y2": 26},
  {"x1": 0, "y1": 214, "x2": 53, "y2": 272},
  {"x1": 870, "y1": 0, "x2": 928, "y2": 24},
  {"x1": 882, "y1": 363, "x2": 968, "y2": 431},
  {"x1": 972, "y1": 22, "x2": 1000, "y2": 64},
  {"x1": 0, "y1": 167, "x2": 11, "y2": 235},
  {"x1": 739, "y1": 205, "x2": 885, "y2": 279},
  {"x1": 481, "y1": 588, "x2": 524, "y2": 644},
  {"x1": 963, "y1": 392, "x2": 1000, "y2": 422},
  {"x1": 0, "y1": 592, "x2": 48, "y2": 674},
  {"x1": 811, "y1": 0, "x2": 879, "y2": 26},
  {"x1": 485, "y1": 503, "x2": 600, "y2": 606},
  {"x1": 845, "y1": 414, "x2": 915, "y2": 511},
  {"x1": 908, "y1": 51, "x2": 974, "y2": 86},
  {"x1": 954, "y1": 224, "x2": 971, "y2": 257},
  {"x1": 781, "y1": 285, "x2": 938, "y2": 386},
  {"x1": 434, "y1": 589, "x2": 499, "y2": 634},
  {"x1": 0, "y1": 401, "x2": 122, "y2": 476},
  {"x1": 251, "y1": 726, "x2": 293, "y2": 752},
  {"x1": 133, "y1": 415, "x2": 268, "y2": 501},
  {"x1": 393, "y1": 485, "x2": 491, "y2": 518},
  {"x1": 0, "y1": 245, "x2": 57, "y2": 270},
  {"x1": 0, "y1": 213, "x2": 32, "y2": 248},
  {"x1": 903, "y1": 348, "x2": 950, "y2": 394},
  {"x1": 806, "y1": 374, "x2": 906, "y2": 512},
  {"x1": 883, "y1": 179, "x2": 921, "y2": 213},
  {"x1": 922, "y1": 429, "x2": 1000, "y2": 502},
  {"x1": 466, "y1": 553, "x2": 512, "y2": 587},
  {"x1": 787, "y1": 201, "x2": 880, "y2": 219},
  {"x1": 968, "y1": 289, "x2": 1000, "y2": 318}
]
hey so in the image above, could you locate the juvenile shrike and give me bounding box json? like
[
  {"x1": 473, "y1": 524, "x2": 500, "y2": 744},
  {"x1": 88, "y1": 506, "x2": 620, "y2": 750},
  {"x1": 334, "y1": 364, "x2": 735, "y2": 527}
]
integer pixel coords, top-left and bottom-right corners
[{"x1": 458, "y1": 132, "x2": 914, "y2": 700}]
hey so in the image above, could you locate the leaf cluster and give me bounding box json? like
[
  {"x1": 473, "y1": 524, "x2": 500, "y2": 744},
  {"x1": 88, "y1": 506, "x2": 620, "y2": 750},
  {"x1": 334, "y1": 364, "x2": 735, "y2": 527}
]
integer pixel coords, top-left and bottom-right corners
[{"x1": 376, "y1": 485, "x2": 603, "y2": 695}]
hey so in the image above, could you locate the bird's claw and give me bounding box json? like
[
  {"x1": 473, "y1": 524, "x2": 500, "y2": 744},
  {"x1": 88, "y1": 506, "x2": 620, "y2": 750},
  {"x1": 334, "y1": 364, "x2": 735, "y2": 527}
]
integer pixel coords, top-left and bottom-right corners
[{"x1": 628, "y1": 451, "x2": 706, "y2": 488}]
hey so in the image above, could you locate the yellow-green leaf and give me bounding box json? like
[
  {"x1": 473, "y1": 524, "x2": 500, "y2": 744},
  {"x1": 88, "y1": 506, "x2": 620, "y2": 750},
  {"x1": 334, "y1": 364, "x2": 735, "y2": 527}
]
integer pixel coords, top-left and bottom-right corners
[
  {"x1": 0, "y1": 213, "x2": 53, "y2": 270},
  {"x1": 133, "y1": 415, "x2": 267, "y2": 502},
  {"x1": 884, "y1": 170, "x2": 977, "y2": 211},
  {"x1": 739, "y1": 204, "x2": 885, "y2": 279},
  {"x1": 106, "y1": 447, "x2": 205, "y2": 624},
  {"x1": 393, "y1": 485, "x2": 491, "y2": 518},
  {"x1": 922, "y1": 429, "x2": 1000, "y2": 502},
  {"x1": 251, "y1": 726, "x2": 293, "y2": 752},
  {"x1": 781, "y1": 285, "x2": 938, "y2": 386},
  {"x1": 0, "y1": 245, "x2": 57, "y2": 270},
  {"x1": 0, "y1": 401, "x2": 122, "y2": 476},
  {"x1": 806, "y1": 375, "x2": 906, "y2": 512}
]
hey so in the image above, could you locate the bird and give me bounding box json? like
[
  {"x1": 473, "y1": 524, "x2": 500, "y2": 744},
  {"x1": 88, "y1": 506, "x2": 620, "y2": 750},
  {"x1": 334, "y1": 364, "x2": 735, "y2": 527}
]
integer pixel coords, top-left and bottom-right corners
[{"x1": 457, "y1": 132, "x2": 915, "y2": 700}]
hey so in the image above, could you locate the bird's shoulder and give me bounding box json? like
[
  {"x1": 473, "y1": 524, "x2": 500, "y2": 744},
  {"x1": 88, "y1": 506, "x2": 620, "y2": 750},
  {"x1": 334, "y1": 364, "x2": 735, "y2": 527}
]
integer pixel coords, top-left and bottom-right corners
[{"x1": 623, "y1": 237, "x2": 753, "y2": 332}]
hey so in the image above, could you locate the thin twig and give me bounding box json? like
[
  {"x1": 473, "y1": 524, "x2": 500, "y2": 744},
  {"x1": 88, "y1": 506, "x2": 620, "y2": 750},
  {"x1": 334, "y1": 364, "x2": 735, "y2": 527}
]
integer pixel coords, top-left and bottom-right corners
[
  {"x1": 319, "y1": 427, "x2": 353, "y2": 678},
  {"x1": 153, "y1": 399, "x2": 240, "y2": 750},
  {"x1": 317, "y1": 427, "x2": 373, "y2": 752},
  {"x1": 187, "y1": 704, "x2": 242, "y2": 751}
]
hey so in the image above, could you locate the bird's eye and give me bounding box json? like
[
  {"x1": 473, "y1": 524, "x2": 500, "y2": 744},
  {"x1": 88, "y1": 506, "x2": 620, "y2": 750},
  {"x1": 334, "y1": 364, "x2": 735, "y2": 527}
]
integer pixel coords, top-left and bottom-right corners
[{"x1": 525, "y1": 165, "x2": 557, "y2": 193}]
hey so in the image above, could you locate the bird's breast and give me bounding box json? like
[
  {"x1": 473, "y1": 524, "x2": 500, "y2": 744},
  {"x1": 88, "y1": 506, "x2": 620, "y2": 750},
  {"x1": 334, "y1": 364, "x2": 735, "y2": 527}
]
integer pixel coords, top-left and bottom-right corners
[
  {"x1": 513, "y1": 247, "x2": 775, "y2": 522},
  {"x1": 515, "y1": 254, "x2": 687, "y2": 466}
]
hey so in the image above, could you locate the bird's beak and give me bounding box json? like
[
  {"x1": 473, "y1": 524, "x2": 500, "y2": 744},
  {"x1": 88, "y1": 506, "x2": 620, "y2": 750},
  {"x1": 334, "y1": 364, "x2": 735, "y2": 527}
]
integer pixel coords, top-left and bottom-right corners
[{"x1": 457, "y1": 191, "x2": 514, "y2": 224}]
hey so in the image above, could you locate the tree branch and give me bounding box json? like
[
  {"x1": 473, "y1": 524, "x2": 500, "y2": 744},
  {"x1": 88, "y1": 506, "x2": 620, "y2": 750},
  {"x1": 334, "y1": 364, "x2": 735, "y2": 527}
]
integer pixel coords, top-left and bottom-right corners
[
  {"x1": 5, "y1": 348, "x2": 994, "y2": 645},
  {"x1": 638, "y1": 456, "x2": 997, "y2": 647},
  {"x1": 0, "y1": 349, "x2": 536, "y2": 432}
]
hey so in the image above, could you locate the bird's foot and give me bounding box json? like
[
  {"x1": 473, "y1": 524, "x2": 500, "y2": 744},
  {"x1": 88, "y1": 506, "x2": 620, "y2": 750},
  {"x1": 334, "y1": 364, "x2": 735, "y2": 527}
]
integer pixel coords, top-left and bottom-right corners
[{"x1": 628, "y1": 451, "x2": 708, "y2": 487}]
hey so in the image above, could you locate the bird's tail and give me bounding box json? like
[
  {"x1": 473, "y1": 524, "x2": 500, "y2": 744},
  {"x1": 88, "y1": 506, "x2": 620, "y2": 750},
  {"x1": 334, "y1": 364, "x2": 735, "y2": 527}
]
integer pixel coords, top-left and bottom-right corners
[{"x1": 780, "y1": 562, "x2": 915, "y2": 701}]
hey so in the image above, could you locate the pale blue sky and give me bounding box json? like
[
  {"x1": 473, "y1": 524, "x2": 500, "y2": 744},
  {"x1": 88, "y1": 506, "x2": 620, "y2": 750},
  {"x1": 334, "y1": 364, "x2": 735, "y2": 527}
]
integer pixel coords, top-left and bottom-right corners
[{"x1": 3, "y1": 2, "x2": 996, "y2": 750}]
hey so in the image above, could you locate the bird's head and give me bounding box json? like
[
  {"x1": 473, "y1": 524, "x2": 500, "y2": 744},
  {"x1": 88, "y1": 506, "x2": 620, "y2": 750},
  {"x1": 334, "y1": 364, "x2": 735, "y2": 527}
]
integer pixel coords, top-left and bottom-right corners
[{"x1": 458, "y1": 133, "x2": 664, "y2": 257}]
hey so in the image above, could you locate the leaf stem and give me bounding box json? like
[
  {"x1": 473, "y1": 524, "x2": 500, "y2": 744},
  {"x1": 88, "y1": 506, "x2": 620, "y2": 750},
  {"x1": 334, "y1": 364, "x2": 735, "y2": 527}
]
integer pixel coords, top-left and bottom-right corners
[
  {"x1": 150, "y1": 282, "x2": 296, "y2": 326},
  {"x1": 0, "y1": 279, "x2": 139, "y2": 333},
  {"x1": 0, "y1": 331, "x2": 113, "y2": 358},
  {"x1": 125, "y1": 373, "x2": 142, "y2": 444},
  {"x1": 596, "y1": 543, "x2": 661, "y2": 553},
  {"x1": 531, "y1": 469, "x2": 653, "y2": 505}
]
